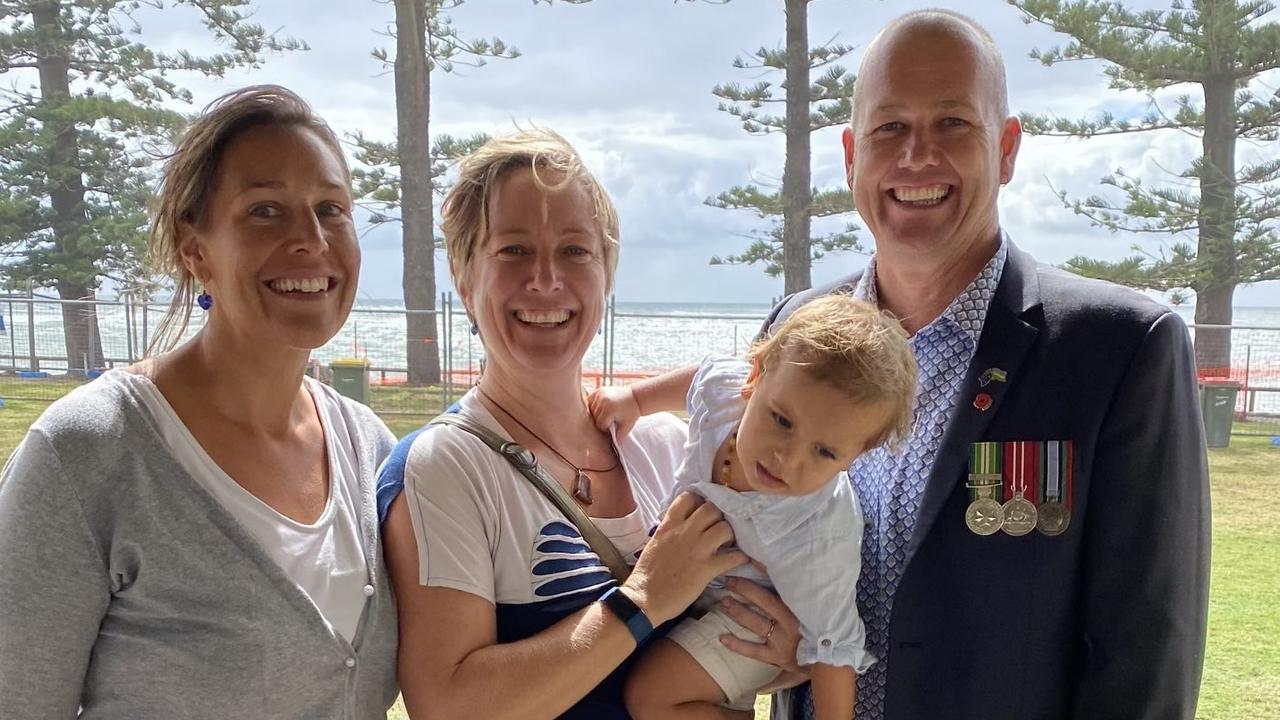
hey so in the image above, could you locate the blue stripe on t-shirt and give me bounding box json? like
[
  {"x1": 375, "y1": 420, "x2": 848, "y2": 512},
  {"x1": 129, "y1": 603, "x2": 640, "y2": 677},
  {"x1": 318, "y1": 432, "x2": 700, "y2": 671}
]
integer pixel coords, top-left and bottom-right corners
[
  {"x1": 375, "y1": 401, "x2": 462, "y2": 524},
  {"x1": 542, "y1": 521, "x2": 581, "y2": 538},
  {"x1": 533, "y1": 572, "x2": 614, "y2": 598},
  {"x1": 535, "y1": 539, "x2": 591, "y2": 554},
  {"x1": 532, "y1": 557, "x2": 603, "y2": 575}
]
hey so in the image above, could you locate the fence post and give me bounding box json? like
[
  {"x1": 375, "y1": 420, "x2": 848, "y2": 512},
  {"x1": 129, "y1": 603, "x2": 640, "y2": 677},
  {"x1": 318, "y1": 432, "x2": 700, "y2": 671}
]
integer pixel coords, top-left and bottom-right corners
[
  {"x1": 603, "y1": 294, "x2": 614, "y2": 386},
  {"x1": 1245, "y1": 344, "x2": 1254, "y2": 413},
  {"x1": 123, "y1": 295, "x2": 135, "y2": 364},
  {"x1": 441, "y1": 292, "x2": 451, "y2": 408},
  {"x1": 26, "y1": 290, "x2": 37, "y2": 372},
  {"x1": 82, "y1": 299, "x2": 93, "y2": 372},
  {"x1": 447, "y1": 292, "x2": 454, "y2": 405},
  {"x1": 6, "y1": 299, "x2": 15, "y2": 371}
]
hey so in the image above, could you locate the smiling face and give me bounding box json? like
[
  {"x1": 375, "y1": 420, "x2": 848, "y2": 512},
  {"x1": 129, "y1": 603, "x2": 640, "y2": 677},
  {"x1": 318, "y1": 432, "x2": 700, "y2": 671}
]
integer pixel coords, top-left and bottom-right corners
[
  {"x1": 844, "y1": 22, "x2": 1020, "y2": 261},
  {"x1": 179, "y1": 123, "x2": 358, "y2": 351},
  {"x1": 734, "y1": 358, "x2": 896, "y2": 497},
  {"x1": 459, "y1": 166, "x2": 607, "y2": 381}
]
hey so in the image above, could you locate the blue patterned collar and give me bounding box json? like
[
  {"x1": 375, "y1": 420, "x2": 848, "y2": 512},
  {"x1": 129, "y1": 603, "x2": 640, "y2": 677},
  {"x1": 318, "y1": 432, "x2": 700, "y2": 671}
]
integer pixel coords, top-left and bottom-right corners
[{"x1": 853, "y1": 234, "x2": 1008, "y2": 346}]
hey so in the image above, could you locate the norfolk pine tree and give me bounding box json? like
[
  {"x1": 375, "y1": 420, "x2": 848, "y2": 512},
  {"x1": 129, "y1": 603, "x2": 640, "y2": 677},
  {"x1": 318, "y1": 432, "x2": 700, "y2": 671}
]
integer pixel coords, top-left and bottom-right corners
[
  {"x1": 1012, "y1": 0, "x2": 1280, "y2": 373},
  {"x1": 705, "y1": 0, "x2": 861, "y2": 294},
  {"x1": 0, "y1": 0, "x2": 301, "y2": 371},
  {"x1": 353, "y1": 0, "x2": 586, "y2": 386}
]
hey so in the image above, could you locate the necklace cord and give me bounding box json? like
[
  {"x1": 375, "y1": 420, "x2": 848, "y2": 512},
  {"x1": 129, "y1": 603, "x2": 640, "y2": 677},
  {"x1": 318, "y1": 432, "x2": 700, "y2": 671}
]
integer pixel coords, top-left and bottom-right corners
[{"x1": 475, "y1": 386, "x2": 621, "y2": 475}]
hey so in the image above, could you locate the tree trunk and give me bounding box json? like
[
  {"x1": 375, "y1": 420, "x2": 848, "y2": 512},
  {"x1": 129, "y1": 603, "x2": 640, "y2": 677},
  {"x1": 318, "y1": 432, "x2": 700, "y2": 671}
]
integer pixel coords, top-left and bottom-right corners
[
  {"x1": 1193, "y1": 282, "x2": 1234, "y2": 376},
  {"x1": 1193, "y1": 19, "x2": 1238, "y2": 376},
  {"x1": 33, "y1": 0, "x2": 104, "y2": 371},
  {"x1": 781, "y1": 0, "x2": 812, "y2": 295},
  {"x1": 57, "y1": 282, "x2": 104, "y2": 371},
  {"x1": 396, "y1": 0, "x2": 442, "y2": 385}
]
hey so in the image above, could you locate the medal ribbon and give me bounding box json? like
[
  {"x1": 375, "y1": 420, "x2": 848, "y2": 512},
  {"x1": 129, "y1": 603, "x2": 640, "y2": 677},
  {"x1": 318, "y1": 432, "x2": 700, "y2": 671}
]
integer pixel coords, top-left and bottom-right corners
[
  {"x1": 1060, "y1": 440, "x2": 1073, "y2": 510},
  {"x1": 967, "y1": 442, "x2": 1002, "y2": 501},
  {"x1": 1037, "y1": 440, "x2": 1074, "y2": 509},
  {"x1": 1002, "y1": 441, "x2": 1041, "y2": 504},
  {"x1": 1043, "y1": 441, "x2": 1061, "y2": 502}
]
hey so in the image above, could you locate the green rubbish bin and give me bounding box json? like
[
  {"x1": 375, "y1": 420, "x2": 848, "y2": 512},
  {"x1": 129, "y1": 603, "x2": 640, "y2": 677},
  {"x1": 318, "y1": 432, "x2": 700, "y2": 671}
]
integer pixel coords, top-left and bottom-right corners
[
  {"x1": 1199, "y1": 379, "x2": 1241, "y2": 449},
  {"x1": 330, "y1": 358, "x2": 370, "y2": 404}
]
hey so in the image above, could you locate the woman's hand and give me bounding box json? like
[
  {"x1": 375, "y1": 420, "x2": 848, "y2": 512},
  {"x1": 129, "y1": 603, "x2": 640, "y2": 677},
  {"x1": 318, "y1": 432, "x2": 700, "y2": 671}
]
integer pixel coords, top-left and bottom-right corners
[
  {"x1": 586, "y1": 385, "x2": 641, "y2": 441},
  {"x1": 623, "y1": 492, "x2": 746, "y2": 625},
  {"x1": 719, "y1": 576, "x2": 806, "y2": 677}
]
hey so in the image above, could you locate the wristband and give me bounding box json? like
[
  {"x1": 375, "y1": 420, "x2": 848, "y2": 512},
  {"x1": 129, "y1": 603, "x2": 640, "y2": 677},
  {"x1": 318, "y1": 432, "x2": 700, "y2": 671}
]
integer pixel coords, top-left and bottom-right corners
[{"x1": 597, "y1": 586, "x2": 653, "y2": 645}]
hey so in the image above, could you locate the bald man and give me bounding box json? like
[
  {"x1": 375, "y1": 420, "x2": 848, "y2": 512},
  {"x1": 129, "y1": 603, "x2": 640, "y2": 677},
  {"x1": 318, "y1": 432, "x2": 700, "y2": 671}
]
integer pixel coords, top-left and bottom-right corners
[{"x1": 764, "y1": 10, "x2": 1210, "y2": 720}]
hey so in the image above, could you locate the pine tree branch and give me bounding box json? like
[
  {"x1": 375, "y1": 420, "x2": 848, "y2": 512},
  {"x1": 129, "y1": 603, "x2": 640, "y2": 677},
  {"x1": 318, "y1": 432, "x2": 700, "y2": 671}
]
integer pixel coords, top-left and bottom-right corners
[
  {"x1": 1012, "y1": 0, "x2": 1210, "y2": 87},
  {"x1": 808, "y1": 36, "x2": 854, "y2": 69},
  {"x1": 1020, "y1": 110, "x2": 1184, "y2": 136}
]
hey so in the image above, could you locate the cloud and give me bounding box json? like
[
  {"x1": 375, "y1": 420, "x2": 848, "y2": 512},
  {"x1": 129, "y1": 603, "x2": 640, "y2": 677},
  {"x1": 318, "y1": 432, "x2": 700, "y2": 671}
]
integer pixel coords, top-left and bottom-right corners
[{"x1": 36, "y1": 0, "x2": 1278, "y2": 307}]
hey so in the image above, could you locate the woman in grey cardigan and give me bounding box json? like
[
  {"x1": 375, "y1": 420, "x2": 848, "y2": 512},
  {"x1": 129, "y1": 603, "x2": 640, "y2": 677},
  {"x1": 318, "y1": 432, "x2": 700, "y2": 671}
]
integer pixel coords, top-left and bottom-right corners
[{"x1": 0, "y1": 85, "x2": 399, "y2": 719}]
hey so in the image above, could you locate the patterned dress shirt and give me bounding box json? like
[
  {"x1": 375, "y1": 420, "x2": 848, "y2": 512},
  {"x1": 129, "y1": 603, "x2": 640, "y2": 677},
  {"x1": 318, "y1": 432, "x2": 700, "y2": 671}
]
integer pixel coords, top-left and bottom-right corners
[{"x1": 801, "y1": 239, "x2": 1007, "y2": 720}]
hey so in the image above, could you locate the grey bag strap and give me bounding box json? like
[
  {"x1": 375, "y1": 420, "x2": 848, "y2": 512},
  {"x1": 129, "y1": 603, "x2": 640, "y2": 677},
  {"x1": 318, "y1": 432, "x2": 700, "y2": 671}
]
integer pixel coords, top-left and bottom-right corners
[{"x1": 429, "y1": 413, "x2": 632, "y2": 582}]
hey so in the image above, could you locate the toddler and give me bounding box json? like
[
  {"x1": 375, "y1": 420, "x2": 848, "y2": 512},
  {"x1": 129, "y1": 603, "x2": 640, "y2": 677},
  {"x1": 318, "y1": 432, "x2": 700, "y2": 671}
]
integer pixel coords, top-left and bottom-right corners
[{"x1": 589, "y1": 294, "x2": 917, "y2": 719}]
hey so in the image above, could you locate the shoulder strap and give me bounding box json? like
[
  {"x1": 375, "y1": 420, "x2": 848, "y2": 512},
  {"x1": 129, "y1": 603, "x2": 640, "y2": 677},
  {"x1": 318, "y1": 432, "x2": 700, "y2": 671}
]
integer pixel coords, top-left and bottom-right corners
[{"x1": 428, "y1": 413, "x2": 632, "y2": 582}]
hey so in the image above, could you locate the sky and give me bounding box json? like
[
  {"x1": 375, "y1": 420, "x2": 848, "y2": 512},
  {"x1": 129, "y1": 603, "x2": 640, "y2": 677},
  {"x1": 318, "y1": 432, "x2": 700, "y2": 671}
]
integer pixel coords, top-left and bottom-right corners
[{"x1": 68, "y1": 0, "x2": 1280, "y2": 306}]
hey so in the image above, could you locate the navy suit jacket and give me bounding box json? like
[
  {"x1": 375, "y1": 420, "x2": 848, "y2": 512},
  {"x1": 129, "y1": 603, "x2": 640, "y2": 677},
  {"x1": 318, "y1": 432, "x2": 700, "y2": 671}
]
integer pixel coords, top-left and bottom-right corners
[{"x1": 768, "y1": 242, "x2": 1211, "y2": 720}]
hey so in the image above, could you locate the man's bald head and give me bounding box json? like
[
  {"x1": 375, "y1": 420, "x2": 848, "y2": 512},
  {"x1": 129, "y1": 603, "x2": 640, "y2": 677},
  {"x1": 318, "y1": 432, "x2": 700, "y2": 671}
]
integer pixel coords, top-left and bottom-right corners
[{"x1": 852, "y1": 10, "x2": 1009, "y2": 129}]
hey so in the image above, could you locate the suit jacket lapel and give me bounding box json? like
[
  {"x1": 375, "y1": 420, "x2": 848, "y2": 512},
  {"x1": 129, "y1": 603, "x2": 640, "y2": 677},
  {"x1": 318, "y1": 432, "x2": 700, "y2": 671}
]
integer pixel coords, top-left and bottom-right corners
[{"x1": 904, "y1": 242, "x2": 1043, "y2": 564}]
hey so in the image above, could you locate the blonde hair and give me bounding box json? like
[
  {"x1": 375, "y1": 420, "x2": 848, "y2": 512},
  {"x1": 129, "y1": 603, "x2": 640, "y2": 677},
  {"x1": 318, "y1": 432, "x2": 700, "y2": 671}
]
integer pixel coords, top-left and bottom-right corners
[
  {"x1": 749, "y1": 294, "x2": 917, "y2": 449},
  {"x1": 440, "y1": 129, "x2": 620, "y2": 293},
  {"x1": 146, "y1": 85, "x2": 348, "y2": 354}
]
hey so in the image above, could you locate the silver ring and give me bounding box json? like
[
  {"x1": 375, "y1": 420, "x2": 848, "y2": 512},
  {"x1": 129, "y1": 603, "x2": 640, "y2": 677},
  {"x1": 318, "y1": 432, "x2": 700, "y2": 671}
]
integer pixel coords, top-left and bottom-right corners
[{"x1": 764, "y1": 618, "x2": 776, "y2": 642}]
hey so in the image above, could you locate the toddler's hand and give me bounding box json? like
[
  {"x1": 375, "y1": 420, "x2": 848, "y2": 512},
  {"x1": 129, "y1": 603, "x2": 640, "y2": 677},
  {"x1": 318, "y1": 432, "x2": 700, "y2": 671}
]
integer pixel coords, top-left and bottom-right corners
[{"x1": 587, "y1": 385, "x2": 641, "y2": 441}]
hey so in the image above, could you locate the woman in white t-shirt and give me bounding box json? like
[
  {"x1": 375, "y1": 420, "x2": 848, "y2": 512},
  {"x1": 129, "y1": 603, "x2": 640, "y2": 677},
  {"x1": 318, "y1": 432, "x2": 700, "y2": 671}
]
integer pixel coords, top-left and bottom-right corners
[
  {"x1": 0, "y1": 86, "x2": 398, "y2": 719},
  {"x1": 378, "y1": 130, "x2": 807, "y2": 719}
]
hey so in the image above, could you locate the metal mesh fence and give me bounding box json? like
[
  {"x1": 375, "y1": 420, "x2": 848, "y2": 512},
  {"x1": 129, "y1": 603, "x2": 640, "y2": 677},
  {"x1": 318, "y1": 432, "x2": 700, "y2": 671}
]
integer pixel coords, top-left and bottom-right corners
[
  {"x1": 1191, "y1": 325, "x2": 1280, "y2": 437},
  {"x1": 0, "y1": 294, "x2": 1275, "y2": 438}
]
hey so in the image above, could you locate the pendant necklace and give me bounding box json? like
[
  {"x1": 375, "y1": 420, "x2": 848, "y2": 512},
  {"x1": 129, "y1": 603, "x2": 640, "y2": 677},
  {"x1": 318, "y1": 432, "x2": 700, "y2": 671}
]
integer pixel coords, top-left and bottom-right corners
[
  {"x1": 476, "y1": 386, "x2": 620, "y2": 505},
  {"x1": 719, "y1": 433, "x2": 738, "y2": 487}
]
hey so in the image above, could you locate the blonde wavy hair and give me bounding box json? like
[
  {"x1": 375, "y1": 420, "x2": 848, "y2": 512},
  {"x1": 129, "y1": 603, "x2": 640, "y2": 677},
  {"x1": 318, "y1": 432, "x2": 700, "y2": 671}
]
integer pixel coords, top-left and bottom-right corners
[
  {"x1": 749, "y1": 294, "x2": 917, "y2": 450},
  {"x1": 440, "y1": 129, "x2": 620, "y2": 293},
  {"x1": 146, "y1": 85, "x2": 348, "y2": 354}
]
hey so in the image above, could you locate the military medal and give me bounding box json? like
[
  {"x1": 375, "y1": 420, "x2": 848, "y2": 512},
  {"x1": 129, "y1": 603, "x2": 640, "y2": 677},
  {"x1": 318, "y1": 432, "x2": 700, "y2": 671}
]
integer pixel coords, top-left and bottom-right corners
[
  {"x1": 1001, "y1": 441, "x2": 1039, "y2": 536},
  {"x1": 966, "y1": 497, "x2": 1004, "y2": 535},
  {"x1": 1037, "y1": 502, "x2": 1068, "y2": 534},
  {"x1": 1002, "y1": 494, "x2": 1037, "y2": 536},
  {"x1": 966, "y1": 442, "x2": 1004, "y2": 535},
  {"x1": 1037, "y1": 440, "x2": 1074, "y2": 536}
]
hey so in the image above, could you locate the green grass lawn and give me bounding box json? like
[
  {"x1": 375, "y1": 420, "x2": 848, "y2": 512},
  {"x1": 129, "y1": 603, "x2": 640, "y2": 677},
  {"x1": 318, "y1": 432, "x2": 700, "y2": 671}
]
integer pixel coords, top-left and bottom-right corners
[
  {"x1": 1196, "y1": 435, "x2": 1280, "y2": 720},
  {"x1": 0, "y1": 390, "x2": 1274, "y2": 720}
]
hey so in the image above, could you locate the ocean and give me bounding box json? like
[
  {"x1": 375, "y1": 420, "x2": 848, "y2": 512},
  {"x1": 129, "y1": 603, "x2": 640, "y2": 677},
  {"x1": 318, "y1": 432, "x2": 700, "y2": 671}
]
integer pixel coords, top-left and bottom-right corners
[
  {"x1": 3, "y1": 299, "x2": 1279, "y2": 393},
  {"x1": 325, "y1": 300, "x2": 1280, "y2": 374}
]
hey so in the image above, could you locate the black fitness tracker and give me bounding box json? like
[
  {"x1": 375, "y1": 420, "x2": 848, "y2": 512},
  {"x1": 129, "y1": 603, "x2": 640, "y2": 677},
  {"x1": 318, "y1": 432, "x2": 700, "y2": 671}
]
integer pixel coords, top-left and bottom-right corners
[{"x1": 597, "y1": 586, "x2": 653, "y2": 645}]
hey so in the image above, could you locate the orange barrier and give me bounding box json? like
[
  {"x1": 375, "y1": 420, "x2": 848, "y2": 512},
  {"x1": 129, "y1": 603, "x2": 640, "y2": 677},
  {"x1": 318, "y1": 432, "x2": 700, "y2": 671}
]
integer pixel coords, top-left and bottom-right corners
[{"x1": 369, "y1": 368, "x2": 661, "y2": 389}]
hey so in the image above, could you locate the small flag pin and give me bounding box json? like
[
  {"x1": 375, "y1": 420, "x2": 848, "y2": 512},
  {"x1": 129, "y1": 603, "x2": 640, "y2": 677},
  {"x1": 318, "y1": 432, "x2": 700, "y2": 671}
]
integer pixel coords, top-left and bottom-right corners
[{"x1": 979, "y1": 368, "x2": 1008, "y2": 387}]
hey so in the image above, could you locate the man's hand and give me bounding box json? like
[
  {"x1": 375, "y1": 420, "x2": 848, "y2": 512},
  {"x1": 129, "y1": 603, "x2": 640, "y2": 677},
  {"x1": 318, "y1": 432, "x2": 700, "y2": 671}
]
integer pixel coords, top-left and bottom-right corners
[
  {"x1": 720, "y1": 576, "x2": 804, "y2": 675},
  {"x1": 587, "y1": 385, "x2": 642, "y2": 441}
]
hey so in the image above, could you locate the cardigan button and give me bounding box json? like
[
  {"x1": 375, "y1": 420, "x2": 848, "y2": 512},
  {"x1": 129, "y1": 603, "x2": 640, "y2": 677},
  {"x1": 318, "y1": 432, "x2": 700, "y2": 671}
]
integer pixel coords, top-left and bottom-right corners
[
  {"x1": 363, "y1": 584, "x2": 375, "y2": 597},
  {"x1": 345, "y1": 657, "x2": 357, "y2": 669}
]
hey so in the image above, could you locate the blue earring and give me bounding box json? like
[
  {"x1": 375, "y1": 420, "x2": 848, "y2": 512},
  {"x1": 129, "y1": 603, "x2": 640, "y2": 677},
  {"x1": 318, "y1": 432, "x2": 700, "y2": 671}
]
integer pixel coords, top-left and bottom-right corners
[
  {"x1": 598, "y1": 324, "x2": 603, "y2": 336},
  {"x1": 470, "y1": 322, "x2": 478, "y2": 336},
  {"x1": 197, "y1": 291, "x2": 213, "y2": 311}
]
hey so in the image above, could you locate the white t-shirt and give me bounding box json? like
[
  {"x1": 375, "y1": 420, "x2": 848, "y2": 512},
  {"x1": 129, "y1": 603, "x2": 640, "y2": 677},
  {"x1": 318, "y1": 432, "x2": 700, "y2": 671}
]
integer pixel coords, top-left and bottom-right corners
[
  {"x1": 126, "y1": 373, "x2": 370, "y2": 642},
  {"x1": 396, "y1": 391, "x2": 685, "y2": 612}
]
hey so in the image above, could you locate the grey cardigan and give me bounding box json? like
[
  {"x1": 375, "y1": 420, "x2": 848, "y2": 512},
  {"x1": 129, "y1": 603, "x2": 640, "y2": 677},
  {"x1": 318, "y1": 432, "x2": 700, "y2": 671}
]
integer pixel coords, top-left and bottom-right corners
[{"x1": 0, "y1": 374, "x2": 399, "y2": 719}]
